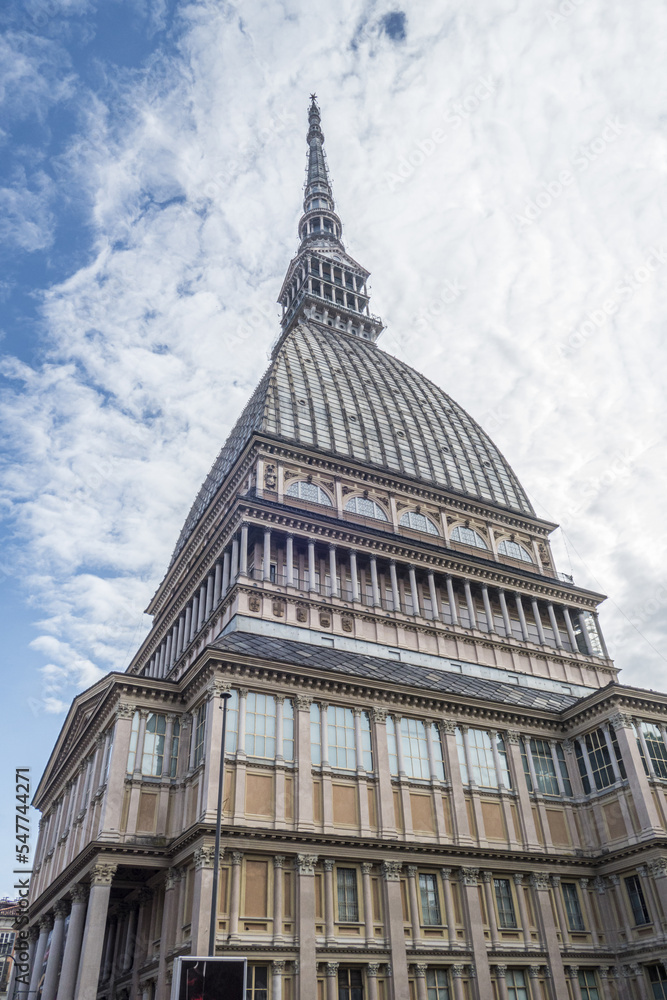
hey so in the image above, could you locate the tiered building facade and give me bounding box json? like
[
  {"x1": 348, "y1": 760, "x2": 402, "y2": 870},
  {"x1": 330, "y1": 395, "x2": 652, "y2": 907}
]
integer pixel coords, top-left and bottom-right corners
[{"x1": 16, "y1": 98, "x2": 667, "y2": 1000}]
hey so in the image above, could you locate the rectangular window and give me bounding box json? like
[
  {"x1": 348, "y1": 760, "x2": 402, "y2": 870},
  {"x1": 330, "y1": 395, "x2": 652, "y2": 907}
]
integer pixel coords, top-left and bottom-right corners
[
  {"x1": 561, "y1": 883, "x2": 585, "y2": 931},
  {"x1": 456, "y1": 728, "x2": 511, "y2": 788},
  {"x1": 246, "y1": 965, "x2": 268, "y2": 1000},
  {"x1": 337, "y1": 869, "x2": 359, "y2": 922},
  {"x1": 142, "y1": 713, "x2": 167, "y2": 776},
  {"x1": 426, "y1": 968, "x2": 450, "y2": 999},
  {"x1": 246, "y1": 692, "x2": 276, "y2": 759},
  {"x1": 584, "y1": 730, "x2": 615, "y2": 790},
  {"x1": 193, "y1": 703, "x2": 207, "y2": 767},
  {"x1": 638, "y1": 722, "x2": 667, "y2": 778},
  {"x1": 506, "y1": 970, "x2": 529, "y2": 1000},
  {"x1": 625, "y1": 875, "x2": 651, "y2": 926},
  {"x1": 555, "y1": 744, "x2": 573, "y2": 795},
  {"x1": 578, "y1": 969, "x2": 600, "y2": 1000},
  {"x1": 419, "y1": 873, "x2": 442, "y2": 925},
  {"x1": 328, "y1": 706, "x2": 356, "y2": 770},
  {"x1": 530, "y1": 738, "x2": 560, "y2": 796},
  {"x1": 648, "y1": 965, "x2": 667, "y2": 999},
  {"x1": 283, "y1": 698, "x2": 295, "y2": 761},
  {"x1": 494, "y1": 878, "x2": 517, "y2": 929},
  {"x1": 575, "y1": 740, "x2": 591, "y2": 794},
  {"x1": 102, "y1": 728, "x2": 114, "y2": 784},
  {"x1": 401, "y1": 718, "x2": 431, "y2": 779},
  {"x1": 224, "y1": 689, "x2": 239, "y2": 753},
  {"x1": 338, "y1": 968, "x2": 363, "y2": 1000}
]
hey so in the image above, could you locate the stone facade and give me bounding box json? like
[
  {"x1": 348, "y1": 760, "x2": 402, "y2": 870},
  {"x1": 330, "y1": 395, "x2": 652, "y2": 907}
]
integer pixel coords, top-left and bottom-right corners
[{"x1": 19, "y1": 99, "x2": 667, "y2": 1000}]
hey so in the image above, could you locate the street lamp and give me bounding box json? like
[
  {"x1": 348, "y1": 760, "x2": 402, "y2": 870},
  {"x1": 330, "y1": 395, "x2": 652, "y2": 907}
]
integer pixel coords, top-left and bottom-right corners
[{"x1": 209, "y1": 690, "x2": 232, "y2": 956}]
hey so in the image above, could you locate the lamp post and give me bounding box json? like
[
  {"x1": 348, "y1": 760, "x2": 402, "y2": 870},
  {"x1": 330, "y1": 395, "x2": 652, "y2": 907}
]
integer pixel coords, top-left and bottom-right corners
[{"x1": 209, "y1": 690, "x2": 232, "y2": 955}]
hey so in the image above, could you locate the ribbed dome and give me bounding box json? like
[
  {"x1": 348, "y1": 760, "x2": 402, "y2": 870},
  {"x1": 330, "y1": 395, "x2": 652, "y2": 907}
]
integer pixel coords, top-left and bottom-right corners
[{"x1": 171, "y1": 323, "x2": 533, "y2": 563}]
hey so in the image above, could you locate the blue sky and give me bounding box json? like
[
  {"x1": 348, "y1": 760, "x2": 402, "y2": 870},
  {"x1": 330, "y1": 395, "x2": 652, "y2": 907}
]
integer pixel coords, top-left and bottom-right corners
[{"x1": 2, "y1": 0, "x2": 667, "y2": 895}]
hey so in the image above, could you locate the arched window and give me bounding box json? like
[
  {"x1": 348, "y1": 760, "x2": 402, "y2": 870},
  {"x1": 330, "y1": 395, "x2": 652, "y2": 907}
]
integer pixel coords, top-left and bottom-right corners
[
  {"x1": 498, "y1": 539, "x2": 533, "y2": 563},
  {"x1": 399, "y1": 511, "x2": 439, "y2": 535},
  {"x1": 344, "y1": 496, "x2": 388, "y2": 521},
  {"x1": 450, "y1": 525, "x2": 488, "y2": 549},
  {"x1": 286, "y1": 480, "x2": 333, "y2": 506}
]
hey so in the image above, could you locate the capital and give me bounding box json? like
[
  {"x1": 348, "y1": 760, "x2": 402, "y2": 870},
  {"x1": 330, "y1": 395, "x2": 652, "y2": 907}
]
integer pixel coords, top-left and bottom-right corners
[
  {"x1": 273, "y1": 855, "x2": 285, "y2": 869},
  {"x1": 69, "y1": 883, "x2": 89, "y2": 904},
  {"x1": 325, "y1": 963, "x2": 339, "y2": 977},
  {"x1": 323, "y1": 859, "x2": 335, "y2": 872},
  {"x1": 505, "y1": 729, "x2": 521, "y2": 745},
  {"x1": 38, "y1": 914, "x2": 54, "y2": 932},
  {"x1": 495, "y1": 965, "x2": 507, "y2": 979},
  {"x1": 53, "y1": 900, "x2": 70, "y2": 920},
  {"x1": 361, "y1": 862, "x2": 374, "y2": 875},
  {"x1": 295, "y1": 695, "x2": 313, "y2": 711},
  {"x1": 116, "y1": 702, "x2": 135, "y2": 720},
  {"x1": 194, "y1": 846, "x2": 216, "y2": 869},
  {"x1": 371, "y1": 707, "x2": 387, "y2": 723},
  {"x1": 530, "y1": 872, "x2": 551, "y2": 891},
  {"x1": 458, "y1": 867, "x2": 479, "y2": 886},
  {"x1": 90, "y1": 862, "x2": 117, "y2": 886},
  {"x1": 609, "y1": 711, "x2": 633, "y2": 731},
  {"x1": 366, "y1": 964, "x2": 380, "y2": 978},
  {"x1": 439, "y1": 719, "x2": 457, "y2": 735},
  {"x1": 381, "y1": 861, "x2": 402, "y2": 882},
  {"x1": 413, "y1": 964, "x2": 428, "y2": 978},
  {"x1": 296, "y1": 854, "x2": 318, "y2": 875},
  {"x1": 272, "y1": 961, "x2": 286, "y2": 975}
]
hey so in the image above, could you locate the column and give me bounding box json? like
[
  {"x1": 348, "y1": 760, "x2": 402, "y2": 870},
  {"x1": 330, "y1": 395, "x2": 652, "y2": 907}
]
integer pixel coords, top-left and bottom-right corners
[
  {"x1": 610, "y1": 712, "x2": 662, "y2": 833},
  {"x1": 530, "y1": 873, "x2": 568, "y2": 998},
  {"x1": 197, "y1": 581, "x2": 207, "y2": 627},
  {"x1": 446, "y1": 575, "x2": 459, "y2": 625},
  {"x1": 439, "y1": 721, "x2": 472, "y2": 844},
  {"x1": 577, "y1": 879, "x2": 598, "y2": 945},
  {"x1": 547, "y1": 603, "x2": 563, "y2": 648},
  {"x1": 414, "y1": 964, "x2": 428, "y2": 1000},
  {"x1": 264, "y1": 529, "x2": 272, "y2": 581},
  {"x1": 550, "y1": 876, "x2": 569, "y2": 944},
  {"x1": 296, "y1": 696, "x2": 314, "y2": 831},
  {"x1": 549, "y1": 741, "x2": 567, "y2": 796},
  {"x1": 239, "y1": 523, "x2": 249, "y2": 576},
  {"x1": 494, "y1": 967, "x2": 508, "y2": 1000},
  {"x1": 366, "y1": 964, "x2": 380, "y2": 1000},
  {"x1": 531, "y1": 599, "x2": 546, "y2": 645},
  {"x1": 373, "y1": 709, "x2": 398, "y2": 839},
  {"x1": 228, "y1": 851, "x2": 243, "y2": 941},
  {"x1": 636, "y1": 722, "x2": 656, "y2": 777},
  {"x1": 76, "y1": 862, "x2": 117, "y2": 1000},
  {"x1": 381, "y1": 862, "x2": 410, "y2": 1000},
  {"x1": 577, "y1": 612, "x2": 594, "y2": 655},
  {"x1": 183, "y1": 606, "x2": 192, "y2": 650},
  {"x1": 440, "y1": 869, "x2": 457, "y2": 946},
  {"x1": 101, "y1": 914, "x2": 117, "y2": 981},
  {"x1": 41, "y1": 902, "x2": 68, "y2": 1000},
  {"x1": 457, "y1": 869, "x2": 493, "y2": 998},
  {"x1": 205, "y1": 571, "x2": 215, "y2": 616},
  {"x1": 562, "y1": 607, "x2": 577, "y2": 651},
  {"x1": 370, "y1": 555, "x2": 381, "y2": 606},
  {"x1": 123, "y1": 903, "x2": 138, "y2": 971},
  {"x1": 219, "y1": 549, "x2": 230, "y2": 597},
  {"x1": 323, "y1": 860, "x2": 335, "y2": 944},
  {"x1": 505, "y1": 731, "x2": 539, "y2": 848},
  {"x1": 230, "y1": 535, "x2": 239, "y2": 581},
  {"x1": 491, "y1": 732, "x2": 508, "y2": 790},
  {"x1": 482, "y1": 873, "x2": 499, "y2": 947},
  {"x1": 481, "y1": 585, "x2": 495, "y2": 633},
  {"x1": 156, "y1": 870, "x2": 179, "y2": 998},
  {"x1": 98, "y1": 704, "x2": 135, "y2": 839},
  {"x1": 329, "y1": 545, "x2": 340, "y2": 597},
  {"x1": 390, "y1": 561, "x2": 400, "y2": 612},
  {"x1": 273, "y1": 856, "x2": 285, "y2": 943},
  {"x1": 513, "y1": 875, "x2": 531, "y2": 946},
  {"x1": 296, "y1": 855, "x2": 318, "y2": 998},
  {"x1": 515, "y1": 594, "x2": 530, "y2": 641},
  {"x1": 271, "y1": 961, "x2": 285, "y2": 1000},
  {"x1": 308, "y1": 540, "x2": 317, "y2": 592},
  {"x1": 189, "y1": 597, "x2": 199, "y2": 641},
  {"x1": 567, "y1": 967, "x2": 583, "y2": 1000},
  {"x1": 190, "y1": 846, "x2": 215, "y2": 953},
  {"x1": 175, "y1": 615, "x2": 185, "y2": 658},
  {"x1": 55, "y1": 885, "x2": 88, "y2": 1000},
  {"x1": 451, "y1": 966, "x2": 466, "y2": 1000},
  {"x1": 498, "y1": 589, "x2": 512, "y2": 637},
  {"x1": 362, "y1": 863, "x2": 374, "y2": 944},
  {"x1": 409, "y1": 566, "x2": 420, "y2": 616},
  {"x1": 28, "y1": 916, "x2": 52, "y2": 1000},
  {"x1": 325, "y1": 963, "x2": 338, "y2": 1000},
  {"x1": 428, "y1": 571, "x2": 439, "y2": 621},
  {"x1": 285, "y1": 534, "x2": 294, "y2": 586},
  {"x1": 350, "y1": 550, "x2": 360, "y2": 601},
  {"x1": 406, "y1": 866, "x2": 422, "y2": 945},
  {"x1": 213, "y1": 560, "x2": 223, "y2": 605},
  {"x1": 463, "y1": 580, "x2": 477, "y2": 628},
  {"x1": 601, "y1": 724, "x2": 622, "y2": 783},
  {"x1": 132, "y1": 887, "x2": 153, "y2": 1000}
]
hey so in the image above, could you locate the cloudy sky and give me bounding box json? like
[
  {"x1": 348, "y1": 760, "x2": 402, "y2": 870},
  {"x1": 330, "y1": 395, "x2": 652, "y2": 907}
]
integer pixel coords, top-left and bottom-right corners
[{"x1": 1, "y1": 0, "x2": 666, "y2": 893}]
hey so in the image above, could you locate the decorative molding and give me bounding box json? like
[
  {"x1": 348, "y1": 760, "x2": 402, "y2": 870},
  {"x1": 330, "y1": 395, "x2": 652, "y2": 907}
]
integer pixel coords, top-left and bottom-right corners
[
  {"x1": 69, "y1": 883, "x2": 89, "y2": 904},
  {"x1": 194, "y1": 846, "x2": 216, "y2": 870},
  {"x1": 90, "y1": 863, "x2": 117, "y2": 886},
  {"x1": 272, "y1": 961, "x2": 285, "y2": 975},
  {"x1": 295, "y1": 695, "x2": 313, "y2": 711},
  {"x1": 649, "y1": 858, "x2": 667, "y2": 878},
  {"x1": 381, "y1": 861, "x2": 402, "y2": 882},
  {"x1": 458, "y1": 867, "x2": 479, "y2": 886},
  {"x1": 116, "y1": 703, "x2": 135, "y2": 720},
  {"x1": 323, "y1": 859, "x2": 335, "y2": 872},
  {"x1": 609, "y1": 711, "x2": 633, "y2": 730},
  {"x1": 413, "y1": 964, "x2": 428, "y2": 978},
  {"x1": 324, "y1": 963, "x2": 339, "y2": 977},
  {"x1": 53, "y1": 900, "x2": 70, "y2": 919},
  {"x1": 505, "y1": 729, "x2": 521, "y2": 745},
  {"x1": 273, "y1": 855, "x2": 285, "y2": 870},
  {"x1": 296, "y1": 854, "x2": 318, "y2": 875},
  {"x1": 366, "y1": 964, "x2": 380, "y2": 977},
  {"x1": 371, "y1": 707, "x2": 388, "y2": 723}
]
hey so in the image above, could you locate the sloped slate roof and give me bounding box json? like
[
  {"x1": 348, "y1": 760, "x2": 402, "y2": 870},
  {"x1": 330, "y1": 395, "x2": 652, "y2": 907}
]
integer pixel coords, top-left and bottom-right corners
[
  {"x1": 212, "y1": 631, "x2": 578, "y2": 712},
  {"x1": 171, "y1": 322, "x2": 533, "y2": 563}
]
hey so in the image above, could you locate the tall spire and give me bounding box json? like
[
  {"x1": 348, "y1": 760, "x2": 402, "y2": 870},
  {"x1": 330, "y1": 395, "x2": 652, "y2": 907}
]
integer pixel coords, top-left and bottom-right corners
[{"x1": 276, "y1": 96, "x2": 384, "y2": 348}]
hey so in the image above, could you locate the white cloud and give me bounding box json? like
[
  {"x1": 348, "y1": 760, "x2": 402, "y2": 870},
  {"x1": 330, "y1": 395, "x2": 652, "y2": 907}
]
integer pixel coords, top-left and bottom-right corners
[{"x1": 2, "y1": 0, "x2": 667, "y2": 716}]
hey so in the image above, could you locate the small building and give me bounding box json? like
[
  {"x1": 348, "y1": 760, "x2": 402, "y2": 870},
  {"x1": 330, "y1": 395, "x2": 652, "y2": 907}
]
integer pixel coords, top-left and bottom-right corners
[
  {"x1": 21, "y1": 98, "x2": 667, "y2": 1000},
  {"x1": 0, "y1": 900, "x2": 20, "y2": 1000}
]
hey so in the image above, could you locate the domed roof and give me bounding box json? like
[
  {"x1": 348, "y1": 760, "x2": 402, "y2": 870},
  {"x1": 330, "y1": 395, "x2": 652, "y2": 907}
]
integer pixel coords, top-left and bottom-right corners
[{"x1": 171, "y1": 322, "x2": 534, "y2": 563}]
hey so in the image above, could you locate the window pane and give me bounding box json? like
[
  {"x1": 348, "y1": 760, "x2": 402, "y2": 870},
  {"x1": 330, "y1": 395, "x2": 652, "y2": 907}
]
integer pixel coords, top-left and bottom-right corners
[
  {"x1": 530, "y1": 738, "x2": 560, "y2": 795},
  {"x1": 401, "y1": 718, "x2": 430, "y2": 779},
  {"x1": 494, "y1": 879, "x2": 517, "y2": 928},
  {"x1": 337, "y1": 869, "x2": 359, "y2": 922},
  {"x1": 562, "y1": 883, "x2": 585, "y2": 931},
  {"x1": 225, "y1": 689, "x2": 239, "y2": 753},
  {"x1": 419, "y1": 874, "x2": 442, "y2": 925},
  {"x1": 426, "y1": 968, "x2": 450, "y2": 999},
  {"x1": 625, "y1": 875, "x2": 651, "y2": 925},
  {"x1": 311, "y1": 702, "x2": 322, "y2": 766},
  {"x1": 245, "y1": 692, "x2": 276, "y2": 759},
  {"x1": 328, "y1": 706, "x2": 356, "y2": 770},
  {"x1": 585, "y1": 730, "x2": 615, "y2": 790}
]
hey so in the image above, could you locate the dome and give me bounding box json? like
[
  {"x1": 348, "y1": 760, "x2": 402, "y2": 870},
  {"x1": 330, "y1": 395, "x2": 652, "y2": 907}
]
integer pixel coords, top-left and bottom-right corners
[{"x1": 171, "y1": 322, "x2": 534, "y2": 563}]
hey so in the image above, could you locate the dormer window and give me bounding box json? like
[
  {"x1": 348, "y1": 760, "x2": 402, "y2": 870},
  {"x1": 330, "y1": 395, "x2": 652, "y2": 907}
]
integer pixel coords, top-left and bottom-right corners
[
  {"x1": 286, "y1": 480, "x2": 333, "y2": 506},
  {"x1": 450, "y1": 525, "x2": 488, "y2": 549},
  {"x1": 498, "y1": 539, "x2": 533, "y2": 563},
  {"x1": 399, "y1": 511, "x2": 439, "y2": 535},
  {"x1": 344, "y1": 496, "x2": 388, "y2": 521}
]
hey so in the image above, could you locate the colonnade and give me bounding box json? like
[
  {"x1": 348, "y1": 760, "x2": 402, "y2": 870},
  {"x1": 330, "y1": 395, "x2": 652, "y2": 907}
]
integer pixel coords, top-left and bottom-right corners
[{"x1": 143, "y1": 524, "x2": 606, "y2": 680}]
